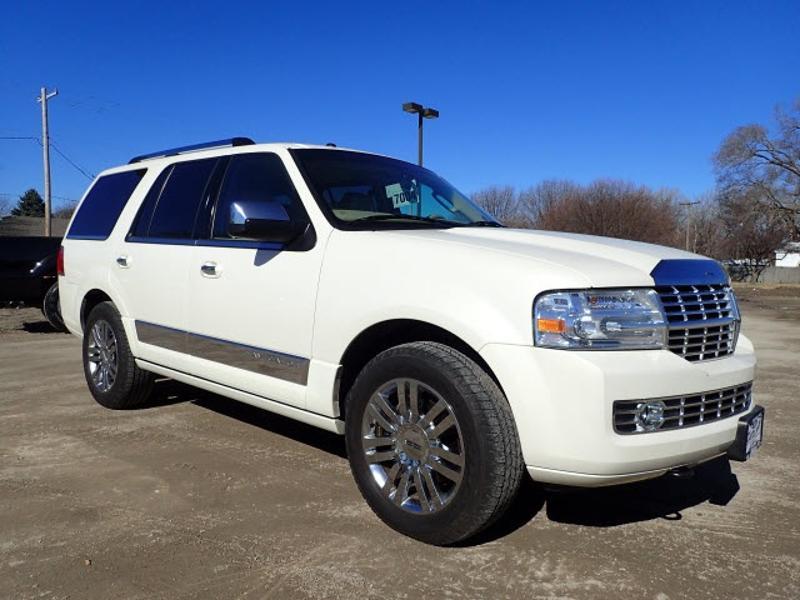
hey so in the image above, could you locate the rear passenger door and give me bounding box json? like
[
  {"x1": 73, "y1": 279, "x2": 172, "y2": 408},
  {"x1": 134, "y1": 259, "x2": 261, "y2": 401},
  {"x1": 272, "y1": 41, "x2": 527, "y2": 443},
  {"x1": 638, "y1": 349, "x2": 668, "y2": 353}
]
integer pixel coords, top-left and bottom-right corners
[
  {"x1": 114, "y1": 157, "x2": 222, "y2": 370},
  {"x1": 185, "y1": 152, "x2": 323, "y2": 409}
]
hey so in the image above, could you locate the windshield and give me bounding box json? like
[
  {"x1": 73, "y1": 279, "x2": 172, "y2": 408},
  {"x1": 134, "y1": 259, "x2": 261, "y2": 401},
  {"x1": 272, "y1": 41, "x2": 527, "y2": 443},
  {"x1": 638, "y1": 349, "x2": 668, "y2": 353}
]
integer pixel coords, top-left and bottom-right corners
[{"x1": 291, "y1": 149, "x2": 499, "y2": 229}]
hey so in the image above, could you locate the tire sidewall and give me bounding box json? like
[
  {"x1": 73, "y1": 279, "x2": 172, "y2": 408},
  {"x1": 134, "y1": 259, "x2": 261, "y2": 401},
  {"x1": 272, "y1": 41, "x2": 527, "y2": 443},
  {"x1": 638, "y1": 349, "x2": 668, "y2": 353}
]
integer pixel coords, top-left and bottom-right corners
[
  {"x1": 345, "y1": 345, "x2": 500, "y2": 544},
  {"x1": 42, "y1": 282, "x2": 65, "y2": 332},
  {"x1": 82, "y1": 302, "x2": 136, "y2": 409}
]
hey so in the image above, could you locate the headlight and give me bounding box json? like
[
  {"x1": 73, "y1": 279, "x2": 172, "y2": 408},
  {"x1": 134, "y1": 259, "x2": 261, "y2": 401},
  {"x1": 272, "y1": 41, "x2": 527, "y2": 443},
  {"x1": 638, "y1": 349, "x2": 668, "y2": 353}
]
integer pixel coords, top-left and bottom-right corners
[{"x1": 534, "y1": 289, "x2": 667, "y2": 350}]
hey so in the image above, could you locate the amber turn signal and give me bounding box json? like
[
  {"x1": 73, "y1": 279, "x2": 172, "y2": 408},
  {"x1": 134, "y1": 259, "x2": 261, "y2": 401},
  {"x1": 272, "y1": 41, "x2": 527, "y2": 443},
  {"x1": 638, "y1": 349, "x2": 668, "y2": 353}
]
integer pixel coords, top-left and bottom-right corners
[{"x1": 537, "y1": 318, "x2": 565, "y2": 334}]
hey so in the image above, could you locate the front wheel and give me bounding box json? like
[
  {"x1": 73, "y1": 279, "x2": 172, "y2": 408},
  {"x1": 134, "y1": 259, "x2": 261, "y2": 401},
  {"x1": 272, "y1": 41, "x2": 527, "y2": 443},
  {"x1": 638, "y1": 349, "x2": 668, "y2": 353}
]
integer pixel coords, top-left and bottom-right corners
[{"x1": 345, "y1": 342, "x2": 523, "y2": 545}]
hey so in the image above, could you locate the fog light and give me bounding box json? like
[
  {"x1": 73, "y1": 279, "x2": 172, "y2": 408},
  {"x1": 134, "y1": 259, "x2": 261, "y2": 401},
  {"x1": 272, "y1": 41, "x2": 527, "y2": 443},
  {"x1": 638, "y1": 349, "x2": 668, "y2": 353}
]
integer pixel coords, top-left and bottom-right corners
[{"x1": 634, "y1": 401, "x2": 666, "y2": 432}]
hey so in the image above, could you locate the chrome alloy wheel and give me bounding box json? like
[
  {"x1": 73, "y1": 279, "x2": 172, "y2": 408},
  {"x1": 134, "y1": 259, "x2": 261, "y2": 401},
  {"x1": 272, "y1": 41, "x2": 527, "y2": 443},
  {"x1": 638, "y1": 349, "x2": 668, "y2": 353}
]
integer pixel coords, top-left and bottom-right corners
[
  {"x1": 361, "y1": 378, "x2": 465, "y2": 514},
  {"x1": 86, "y1": 319, "x2": 118, "y2": 392}
]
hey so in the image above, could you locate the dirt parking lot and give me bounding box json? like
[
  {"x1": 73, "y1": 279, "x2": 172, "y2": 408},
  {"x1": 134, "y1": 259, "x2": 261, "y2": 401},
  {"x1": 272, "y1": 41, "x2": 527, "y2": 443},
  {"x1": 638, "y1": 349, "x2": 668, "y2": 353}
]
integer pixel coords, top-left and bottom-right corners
[{"x1": 1, "y1": 287, "x2": 799, "y2": 599}]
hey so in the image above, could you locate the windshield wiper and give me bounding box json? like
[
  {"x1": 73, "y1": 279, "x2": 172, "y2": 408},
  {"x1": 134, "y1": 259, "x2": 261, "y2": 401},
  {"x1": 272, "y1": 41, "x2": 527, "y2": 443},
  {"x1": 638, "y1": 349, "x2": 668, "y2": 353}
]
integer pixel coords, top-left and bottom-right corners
[
  {"x1": 462, "y1": 220, "x2": 504, "y2": 227},
  {"x1": 351, "y1": 214, "x2": 461, "y2": 226}
]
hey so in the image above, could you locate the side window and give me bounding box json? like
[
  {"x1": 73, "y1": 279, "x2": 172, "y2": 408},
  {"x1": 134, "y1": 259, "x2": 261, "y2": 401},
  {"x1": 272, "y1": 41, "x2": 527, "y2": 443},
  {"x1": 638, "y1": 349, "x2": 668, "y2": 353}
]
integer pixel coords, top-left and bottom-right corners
[
  {"x1": 146, "y1": 158, "x2": 217, "y2": 239},
  {"x1": 128, "y1": 166, "x2": 173, "y2": 238},
  {"x1": 213, "y1": 153, "x2": 306, "y2": 239},
  {"x1": 67, "y1": 169, "x2": 146, "y2": 240}
]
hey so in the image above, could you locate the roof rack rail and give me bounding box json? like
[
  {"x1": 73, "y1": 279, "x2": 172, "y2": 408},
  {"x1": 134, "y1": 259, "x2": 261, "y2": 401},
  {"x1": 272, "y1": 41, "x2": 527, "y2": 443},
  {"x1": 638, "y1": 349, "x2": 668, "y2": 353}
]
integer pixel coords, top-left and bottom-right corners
[{"x1": 128, "y1": 137, "x2": 255, "y2": 164}]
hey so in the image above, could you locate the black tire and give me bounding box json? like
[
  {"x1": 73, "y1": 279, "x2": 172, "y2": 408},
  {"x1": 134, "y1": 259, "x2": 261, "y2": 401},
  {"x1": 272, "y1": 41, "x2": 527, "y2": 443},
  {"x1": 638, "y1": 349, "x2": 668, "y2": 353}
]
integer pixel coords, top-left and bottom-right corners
[
  {"x1": 345, "y1": 341, "x2": 523, "y2": 545},
  {"x1": 82, "y1": 301, "x2": 154, "y2": 409},
  {"x1": 41, "y1": 282, "x2": 67, "y2": 332}
]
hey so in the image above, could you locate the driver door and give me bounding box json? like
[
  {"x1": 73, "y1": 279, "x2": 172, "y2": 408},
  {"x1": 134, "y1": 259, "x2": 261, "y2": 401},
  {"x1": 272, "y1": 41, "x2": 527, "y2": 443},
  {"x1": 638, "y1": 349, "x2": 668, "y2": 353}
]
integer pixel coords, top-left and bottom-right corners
[{"x1": 185, "y1": 152, "x2": 323, "y2": 408}]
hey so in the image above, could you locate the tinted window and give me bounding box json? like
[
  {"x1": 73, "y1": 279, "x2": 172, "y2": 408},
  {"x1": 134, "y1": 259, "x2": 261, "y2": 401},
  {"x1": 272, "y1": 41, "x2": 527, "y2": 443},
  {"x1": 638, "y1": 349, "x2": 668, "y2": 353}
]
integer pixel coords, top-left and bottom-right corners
[
  {"x1": 67, "y1": 170, "x2": 146, "y2": 239},
  {"x1": 128, "y1": 167, "x2": 172, "y2": 238},
  {"x1": 213, "y1": 153, "x2": 306, "y2": 239},
  {"x1": 147, "y1": 158, "x2": 217, "y2": 239}
]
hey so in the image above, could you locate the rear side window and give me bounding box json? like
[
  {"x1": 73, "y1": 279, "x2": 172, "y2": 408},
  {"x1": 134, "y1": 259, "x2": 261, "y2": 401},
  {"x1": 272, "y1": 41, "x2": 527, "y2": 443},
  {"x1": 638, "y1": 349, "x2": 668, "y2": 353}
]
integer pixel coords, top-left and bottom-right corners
[
  {"x1": 128, "y1": 167, "x2": 172, "y2": 238},
  {"x1": 67, "y1": 170, "x2": 146, "y2": 240},
  {"x1": 133, "y1": 158, "x2": 217, "y2": 240}
]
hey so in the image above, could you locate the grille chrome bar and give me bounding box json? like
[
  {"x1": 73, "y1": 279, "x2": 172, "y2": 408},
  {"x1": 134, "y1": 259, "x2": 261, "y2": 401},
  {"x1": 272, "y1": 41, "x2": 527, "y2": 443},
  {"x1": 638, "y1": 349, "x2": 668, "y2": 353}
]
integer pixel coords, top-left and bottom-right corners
[
  {"x1": 613, "y1": 382, "x2": 752, "y2": 434},
  {"x1": 656, "y1": 284, "x2": 740, "y2": 362}
]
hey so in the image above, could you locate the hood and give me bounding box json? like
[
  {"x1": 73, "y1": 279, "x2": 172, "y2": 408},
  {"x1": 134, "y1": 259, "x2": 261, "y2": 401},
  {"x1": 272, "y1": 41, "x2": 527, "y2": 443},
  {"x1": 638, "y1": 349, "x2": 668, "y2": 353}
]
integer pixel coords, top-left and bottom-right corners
[{"x1": 384, "y1": 227, "x2": 707, "y2": 288}]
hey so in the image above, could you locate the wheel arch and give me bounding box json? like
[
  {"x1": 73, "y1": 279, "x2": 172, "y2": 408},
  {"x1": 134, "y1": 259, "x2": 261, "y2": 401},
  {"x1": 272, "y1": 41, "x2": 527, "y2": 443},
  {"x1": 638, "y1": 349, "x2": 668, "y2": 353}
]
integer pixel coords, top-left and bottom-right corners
[
  {"x1": 80, "y1": 288, "x2": 114, "y2": 332},
  {"x1": 336, "y1": 319, "x2": 503, "y2": 419}
]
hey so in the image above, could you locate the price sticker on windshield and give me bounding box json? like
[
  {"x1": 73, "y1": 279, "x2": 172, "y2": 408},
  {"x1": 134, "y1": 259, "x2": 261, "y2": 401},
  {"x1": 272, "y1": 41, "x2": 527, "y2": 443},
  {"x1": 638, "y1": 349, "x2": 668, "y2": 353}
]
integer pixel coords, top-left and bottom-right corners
[{"x1": 386, "y1": 183, "x2": 419, "y2": 208}]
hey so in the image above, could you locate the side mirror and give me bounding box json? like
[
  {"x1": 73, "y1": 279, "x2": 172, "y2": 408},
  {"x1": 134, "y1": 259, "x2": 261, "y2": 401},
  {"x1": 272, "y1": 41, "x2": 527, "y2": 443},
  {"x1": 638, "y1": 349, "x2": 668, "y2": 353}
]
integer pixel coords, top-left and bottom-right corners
[{"x1": 227, "y1": 200, "x2": 307, "y2": 244}]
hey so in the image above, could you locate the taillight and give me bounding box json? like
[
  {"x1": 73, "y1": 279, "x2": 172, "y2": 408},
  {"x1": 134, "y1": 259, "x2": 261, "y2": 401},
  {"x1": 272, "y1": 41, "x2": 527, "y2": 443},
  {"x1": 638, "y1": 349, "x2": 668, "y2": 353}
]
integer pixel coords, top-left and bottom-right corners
[{"x1": 57, "y1": 246, "x2": 65, "y2": 277}]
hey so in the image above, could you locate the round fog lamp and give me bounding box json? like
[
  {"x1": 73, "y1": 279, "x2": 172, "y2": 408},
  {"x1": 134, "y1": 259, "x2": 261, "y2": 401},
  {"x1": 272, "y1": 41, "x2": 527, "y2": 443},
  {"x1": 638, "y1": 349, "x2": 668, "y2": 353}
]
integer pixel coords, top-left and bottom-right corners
[{"x1": 634, "y1": 401, "x2": 666, "y2": 432}]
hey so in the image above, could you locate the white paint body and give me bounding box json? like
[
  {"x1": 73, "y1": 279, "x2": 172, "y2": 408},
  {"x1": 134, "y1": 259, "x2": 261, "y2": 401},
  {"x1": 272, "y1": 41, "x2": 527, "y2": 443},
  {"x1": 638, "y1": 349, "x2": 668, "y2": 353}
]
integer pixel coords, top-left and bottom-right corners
[{"x1": 59, "y1": 144, "x2": 757, "y2": 487}]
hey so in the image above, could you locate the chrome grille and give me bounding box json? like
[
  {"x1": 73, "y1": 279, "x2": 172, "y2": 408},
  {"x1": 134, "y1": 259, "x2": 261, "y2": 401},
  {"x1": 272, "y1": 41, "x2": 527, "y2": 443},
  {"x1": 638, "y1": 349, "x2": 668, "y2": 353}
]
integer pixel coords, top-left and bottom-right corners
[
  {"x1": 656, "y1": 284, "x2": 739, "y2": 362},
  {"x1": 613, "y1": 382, "x2": 753, "y2": 434}
]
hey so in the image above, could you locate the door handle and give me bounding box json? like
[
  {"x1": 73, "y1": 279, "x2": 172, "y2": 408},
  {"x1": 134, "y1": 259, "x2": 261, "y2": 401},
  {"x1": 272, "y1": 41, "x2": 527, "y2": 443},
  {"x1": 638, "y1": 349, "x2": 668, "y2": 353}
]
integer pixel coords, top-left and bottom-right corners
[
  {"x1": 200, "y1": 261, "x2": 220, "y2": 277},
  {"x1": 116, "y1": 255, "x2": 130, "y2": 268}
]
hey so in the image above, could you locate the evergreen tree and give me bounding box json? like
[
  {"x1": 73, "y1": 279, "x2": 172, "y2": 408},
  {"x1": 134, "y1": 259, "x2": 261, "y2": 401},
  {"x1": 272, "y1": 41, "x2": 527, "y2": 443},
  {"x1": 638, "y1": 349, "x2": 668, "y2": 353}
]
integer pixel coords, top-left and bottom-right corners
[{"x1": 11, "y1": 189, "x2": 45, "y2": 217}]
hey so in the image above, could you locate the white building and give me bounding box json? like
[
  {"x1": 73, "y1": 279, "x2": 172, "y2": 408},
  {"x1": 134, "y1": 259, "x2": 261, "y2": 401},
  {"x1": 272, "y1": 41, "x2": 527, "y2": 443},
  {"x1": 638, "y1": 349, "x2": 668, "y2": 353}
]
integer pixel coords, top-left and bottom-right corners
[{"x1": 775, "y1": 242, "x2": 800, "y2": 268}]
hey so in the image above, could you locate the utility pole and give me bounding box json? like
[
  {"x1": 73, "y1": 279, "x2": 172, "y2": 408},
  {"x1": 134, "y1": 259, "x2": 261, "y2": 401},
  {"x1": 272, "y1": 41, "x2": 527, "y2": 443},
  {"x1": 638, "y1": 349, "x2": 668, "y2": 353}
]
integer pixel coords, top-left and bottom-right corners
[
  {"x1": 37, "y1": 87, "x2": 58, "y2": 236},
  {"x1": 679, "y1": 201, "x2": 700, "y2": 252}
]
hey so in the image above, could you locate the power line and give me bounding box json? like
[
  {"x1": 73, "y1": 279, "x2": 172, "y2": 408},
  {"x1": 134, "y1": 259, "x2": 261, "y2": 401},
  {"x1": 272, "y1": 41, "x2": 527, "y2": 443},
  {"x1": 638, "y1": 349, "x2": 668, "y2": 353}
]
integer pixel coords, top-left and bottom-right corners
[
  {"x1": 0, "y1": 134, "x2": 95, "y2": 180},
  {"x1": 0, "y1": 191, "x2": 77, "y2": 202},
  {"x1": 49, "y1": 140, "x2": 95, "y2": 180}
]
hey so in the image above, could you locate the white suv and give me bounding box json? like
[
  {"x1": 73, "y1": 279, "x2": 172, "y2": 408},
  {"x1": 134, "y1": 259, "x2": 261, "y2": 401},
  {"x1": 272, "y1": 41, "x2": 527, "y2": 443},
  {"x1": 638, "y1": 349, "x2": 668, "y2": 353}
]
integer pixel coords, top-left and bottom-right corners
[{"x1": 59, "y1": 138, "x2": 763, "y2": 544}]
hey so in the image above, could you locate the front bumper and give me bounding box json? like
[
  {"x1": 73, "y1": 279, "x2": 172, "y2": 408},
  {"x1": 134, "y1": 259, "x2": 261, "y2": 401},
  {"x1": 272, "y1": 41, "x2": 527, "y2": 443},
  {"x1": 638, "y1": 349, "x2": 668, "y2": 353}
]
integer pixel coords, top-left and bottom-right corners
[{"x1": 480, "y1": 334, "x2": 757, "y2": 487}]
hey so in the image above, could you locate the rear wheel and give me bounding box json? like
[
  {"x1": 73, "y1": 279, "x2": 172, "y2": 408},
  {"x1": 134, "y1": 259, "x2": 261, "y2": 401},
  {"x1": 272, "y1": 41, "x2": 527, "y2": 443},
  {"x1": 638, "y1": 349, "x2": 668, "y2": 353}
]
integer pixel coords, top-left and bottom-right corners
[
  {"x1": 82, "y1": 301, "x2": 154, "y2": 409},
  {"x1": 345, "y1": 341, "x2": 523, "y2": 545}
]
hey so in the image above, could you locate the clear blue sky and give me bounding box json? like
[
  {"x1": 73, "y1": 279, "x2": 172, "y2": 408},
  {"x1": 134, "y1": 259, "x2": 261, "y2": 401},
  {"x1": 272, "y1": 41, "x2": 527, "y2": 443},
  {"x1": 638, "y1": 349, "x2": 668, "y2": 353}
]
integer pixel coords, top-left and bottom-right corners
[{"x1": 2, "y1": 1, "x2": 798, "y2": 211}]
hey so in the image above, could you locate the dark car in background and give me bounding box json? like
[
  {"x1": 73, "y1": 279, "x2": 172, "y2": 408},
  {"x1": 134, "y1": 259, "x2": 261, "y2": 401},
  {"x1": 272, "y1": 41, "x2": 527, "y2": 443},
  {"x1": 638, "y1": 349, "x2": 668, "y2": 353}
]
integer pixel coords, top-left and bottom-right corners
[{"x1": 0, "y1": 236, "x2": 65, "y2": 330}]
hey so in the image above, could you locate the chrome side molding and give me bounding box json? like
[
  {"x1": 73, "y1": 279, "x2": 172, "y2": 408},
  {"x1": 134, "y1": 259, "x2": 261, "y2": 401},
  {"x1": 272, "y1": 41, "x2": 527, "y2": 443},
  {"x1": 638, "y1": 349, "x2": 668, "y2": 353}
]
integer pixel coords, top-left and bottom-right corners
[{"x1": 134, "y1": 320, "x2": 309, "y2": 385}]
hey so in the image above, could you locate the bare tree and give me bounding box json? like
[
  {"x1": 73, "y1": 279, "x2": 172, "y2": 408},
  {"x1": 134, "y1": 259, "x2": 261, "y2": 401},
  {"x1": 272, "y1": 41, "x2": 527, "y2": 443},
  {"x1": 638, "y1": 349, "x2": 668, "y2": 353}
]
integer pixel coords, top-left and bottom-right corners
[
  {"x1": 472, "y1": 179, "x2": 683, "y2": 246},
  {"x1": 714, "y1": 98, "x2": 800, "y2": 239},
  {"x1": 715, "y1": 189, "x2": 789, "y2": 281},
  {"x1": 532, "y1": 179, "x2": 681, "y2": 246},
  {"x1": 471, "y1": 186, "x2": 528, "y2": 226},
  {"x1": 684, "y1": 197, "x2": 725, "y2": 258},
  {"x1": 517, "y1": 180, "x2": 580, "y2": 225},
  {"x1": 54, "y1": 201, "x2": 78, "y2": 219}
]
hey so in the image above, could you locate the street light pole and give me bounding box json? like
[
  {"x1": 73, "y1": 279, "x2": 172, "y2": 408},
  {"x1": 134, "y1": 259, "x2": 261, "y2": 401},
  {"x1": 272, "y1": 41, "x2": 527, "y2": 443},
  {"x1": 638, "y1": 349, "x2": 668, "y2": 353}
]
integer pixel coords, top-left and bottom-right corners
[
  {"x1": 417, "y1": 111, "x2": 423, "y2": 166},
  {"x1": 37, "y1": 87, "x2": 58, "y2": 237},
  {"x1": 403, "y1": 102, "x2": 439, "y2": 166}
]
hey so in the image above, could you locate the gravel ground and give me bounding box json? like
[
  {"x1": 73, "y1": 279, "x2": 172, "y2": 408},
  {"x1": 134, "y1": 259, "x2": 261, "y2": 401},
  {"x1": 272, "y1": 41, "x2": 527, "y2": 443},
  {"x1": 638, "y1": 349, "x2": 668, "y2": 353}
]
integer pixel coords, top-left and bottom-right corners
[{"x1": 0, "y1": 288, "x2": 798, "y2": 600}]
